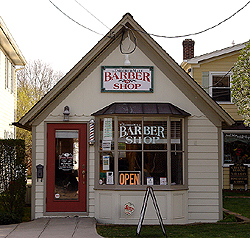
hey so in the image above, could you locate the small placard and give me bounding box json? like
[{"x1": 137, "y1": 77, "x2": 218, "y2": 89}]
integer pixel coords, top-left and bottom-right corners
[
  {"x1": 102, "y1": 141, "x2": 111, "y2": 151},
  {"x1": 106, "y1": 172, "x2": 114, "y2": 185},
  {"x1": 160, "y1": 177, "x2": 167, "y2": 185},
  {"x1": 147, "y1": 177, "x2": 154, "y2": 186},
  {"x1": 124, "y1": 202, "x2": 135, "y2": 216},
  {"x1": 230, "y1": 163, "x2": 248, "y2": 185},
  {"x1": 103, "y1": 156, "x2": 110, "y2": 170}
]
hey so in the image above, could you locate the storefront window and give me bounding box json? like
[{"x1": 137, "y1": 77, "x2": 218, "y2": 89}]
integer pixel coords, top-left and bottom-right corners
[
  {"x1": 224, "y1": 133, "x2": 250, "y2": 164},
  {"x1": 98, "y1": 116, "x2": 185, "y2": 188}
]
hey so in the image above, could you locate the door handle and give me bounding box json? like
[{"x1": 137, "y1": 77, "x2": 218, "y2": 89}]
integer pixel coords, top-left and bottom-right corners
[{"x1": 82, "y1": 170, "x2": 85, "y2": 184}]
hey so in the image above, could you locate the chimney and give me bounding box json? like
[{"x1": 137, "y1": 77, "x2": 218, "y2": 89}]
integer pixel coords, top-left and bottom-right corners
[{"x1": 182, "y1": 39, "x2": 195, "y2": 60}]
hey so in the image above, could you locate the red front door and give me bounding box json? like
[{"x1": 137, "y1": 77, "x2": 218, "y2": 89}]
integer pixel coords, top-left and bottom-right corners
[{"x1": 46, "y1": 123, "x2": 87, "y2": 212}]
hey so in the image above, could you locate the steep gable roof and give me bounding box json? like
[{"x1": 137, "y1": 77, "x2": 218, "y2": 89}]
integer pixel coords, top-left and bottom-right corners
[{"x1": 16, "y1": 13, "x2": 234, "y2": 131}]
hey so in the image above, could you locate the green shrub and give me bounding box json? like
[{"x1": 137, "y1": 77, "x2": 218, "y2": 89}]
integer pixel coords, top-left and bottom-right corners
[
  {"x1": 0, "y1": 211, "x2": 22, "y2": 225},
  {"x1": 0, "y1": 139, "x2": 26, "y2": 225}
]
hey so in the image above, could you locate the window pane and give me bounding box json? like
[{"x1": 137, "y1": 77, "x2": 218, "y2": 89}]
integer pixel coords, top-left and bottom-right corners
[
  {"x1": 118, "y1": 120, "x2": 142, "y2": 150},
  {"x1": 224, "y1": 133, "x2": 250, "y2": 164},
  {"x1": 100, "y1": 118, "x2": 114, "y2": 150},
  {"x1": 118, "y1": 152, "x2": 142, "y2": 185},
  {"x1": 212, "y1": 88, "x2": 231, "y2": 102},
  {"x1": 171, "y1": 120, "x2": 182, "y2": 151},
  {"x1": 171, "y1": 152, "x2": 183, "y2": 185},
  {"x1": 143, "y1": 120, "x2": 167, "y2": 150},
  {"x1": 99, "y1": 152, "x2": 114, "y2": 185},
  {"x1": 212, "y1": 75, "x2": 230, "y2": 87},
  {"x1": 55, "y1": 130, "x2": 79, "y2": 200},
  {"x1": 144, "y1": 152, "x2": 167, "y2": 185}
]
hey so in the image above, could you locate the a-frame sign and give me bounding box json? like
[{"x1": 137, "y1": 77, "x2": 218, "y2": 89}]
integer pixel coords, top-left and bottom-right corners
[{"x1": 136, "y1": 186, "x2": 167, "y2": 237}]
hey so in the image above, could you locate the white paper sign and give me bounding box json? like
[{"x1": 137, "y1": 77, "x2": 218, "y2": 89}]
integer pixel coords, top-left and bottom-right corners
[
  {"x1": 103, "y1": 118, "x2": 113, "y2": 140},
  {"x1": 160, "y1": 177, "x2": 167, "y2": 185},
  {"x1": 102, "y1": 140, "x2": 111, "y2": 151},
  {"x1": 147, "y1": 177, "x2": 154, "y2": 186},
  {"x1": 106, "y1": 172, "x2": 114, "y2": 185},
  {"x1": 103, "y1": 156, "x2": 110, "y2": 170}
]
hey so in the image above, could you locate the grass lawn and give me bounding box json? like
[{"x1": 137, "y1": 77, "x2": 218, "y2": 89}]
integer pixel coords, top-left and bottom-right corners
[
  {"x1": 97, "y1": 190, "x2": 250, "y2": 238},
  {"x1": 97, "y1": 223, "x2": 250, "y2": 238}
]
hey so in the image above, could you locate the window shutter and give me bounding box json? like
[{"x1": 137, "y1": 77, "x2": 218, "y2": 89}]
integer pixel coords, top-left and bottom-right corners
[{"x1": 202, "y1": 71, "x2": 209, "y2": 93}]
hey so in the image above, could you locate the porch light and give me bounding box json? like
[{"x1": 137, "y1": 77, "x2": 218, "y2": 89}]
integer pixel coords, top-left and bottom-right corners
[{"x1": 63, "y1": 106, "x2": 70, "y2": 121}]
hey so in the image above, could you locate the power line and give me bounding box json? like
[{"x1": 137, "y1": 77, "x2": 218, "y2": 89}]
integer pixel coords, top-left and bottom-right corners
[
  {"x1": 48, "y1": 0, "x2": 104, "y2": 35},
  {"x1": 129, "y1": 1, "x2": 250, "y2": 39},
  {"x1": 74, "y1": 0, "x2": 110, "y2": 30}
]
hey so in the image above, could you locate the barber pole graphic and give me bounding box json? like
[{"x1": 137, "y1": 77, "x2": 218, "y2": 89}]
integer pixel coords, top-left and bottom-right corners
[{"x1": 89, "y1": 119, "x2": 95, "y2": 144}]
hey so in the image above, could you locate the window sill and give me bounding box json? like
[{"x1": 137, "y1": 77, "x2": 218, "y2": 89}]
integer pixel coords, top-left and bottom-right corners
[{"x1": 94, "y1": 185, "x2": 188, "y2": 191}]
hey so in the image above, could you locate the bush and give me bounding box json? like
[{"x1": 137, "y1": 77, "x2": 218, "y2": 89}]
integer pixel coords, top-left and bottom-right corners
[
  {"x1": 0, "y1": 139, "x2": 26, "y2": 225},
  {"x1": 0, "y1": 211, "x2": 22, "y2": 225}
]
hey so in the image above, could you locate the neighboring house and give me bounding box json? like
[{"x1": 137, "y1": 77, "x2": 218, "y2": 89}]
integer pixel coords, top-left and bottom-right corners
[
  {"x1": 16, "y1": 13, "x2": 234, "y2": 224},
  {"x1": 181, "y1": 39, "x2": 249, "y2": 190},
  {"x1": 0, "y1": 17, "x2": 26, "y2": 139}
]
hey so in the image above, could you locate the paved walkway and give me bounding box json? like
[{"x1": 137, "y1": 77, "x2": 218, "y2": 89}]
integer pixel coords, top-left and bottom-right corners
[{"x1": 0, "y1": 217, "x2": 103, "y2": 238}]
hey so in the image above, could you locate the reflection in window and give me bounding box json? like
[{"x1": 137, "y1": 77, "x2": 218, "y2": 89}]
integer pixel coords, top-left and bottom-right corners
[
  {"x1": 55, "y1": 130, "x2": 79, "y2": 200},
  {"x1": 98, "y1": 117, "x2": 184, "y2": 186},
  {"x1": 224, "y1": 133, "x2": 250, "y2": 164}
]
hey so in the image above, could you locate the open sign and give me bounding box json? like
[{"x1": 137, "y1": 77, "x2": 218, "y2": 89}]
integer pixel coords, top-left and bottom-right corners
[{"x1": 119, "y1": 171, "x2": 141, "y2": 185}]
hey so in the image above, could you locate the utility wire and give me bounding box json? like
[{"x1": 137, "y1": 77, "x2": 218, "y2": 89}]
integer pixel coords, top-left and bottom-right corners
[
  {"x1": 49, "y1": 0, "x2": 104, "y2": 35},
  {"x1": 74, "y1": 0, "x2": 110, "y2": 30},
  {"x1": 129, "y1": 1, "x2": 250, "y2": 39}
]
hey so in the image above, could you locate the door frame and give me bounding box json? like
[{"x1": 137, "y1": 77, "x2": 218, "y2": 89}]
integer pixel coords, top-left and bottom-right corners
[{"x1": 46, "y1": 123, "x2": 88, "y2": 213}]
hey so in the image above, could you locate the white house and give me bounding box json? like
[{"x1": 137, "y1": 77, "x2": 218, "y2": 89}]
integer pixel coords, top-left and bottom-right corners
[
  {"x1": 16, "y1": 13, "x2": 234, "y2": 224},
  {"x1": 0, "y1": 16, "x2": 26, "y2": 139}
]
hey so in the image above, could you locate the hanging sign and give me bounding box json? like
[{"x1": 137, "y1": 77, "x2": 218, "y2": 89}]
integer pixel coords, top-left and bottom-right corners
[
  {"x1": 101, "y1": 66, "x2": 153, "y2": 92},
  {"x1": 58, "y1": 153, "x2": 73, "y2": 171}
]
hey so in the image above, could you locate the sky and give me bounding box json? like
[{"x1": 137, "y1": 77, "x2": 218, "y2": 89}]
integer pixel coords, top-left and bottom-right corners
[{"x1": 0, "y1": 0, "x2": 250, "y2": 74}]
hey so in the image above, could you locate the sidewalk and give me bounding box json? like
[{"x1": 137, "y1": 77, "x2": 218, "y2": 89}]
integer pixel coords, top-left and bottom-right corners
[{"x1": 0, "y1": 217, "x2": 103, "y2": 238}]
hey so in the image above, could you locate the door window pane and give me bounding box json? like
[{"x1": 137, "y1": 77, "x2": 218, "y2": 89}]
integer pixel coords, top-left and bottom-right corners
[{"x1": 55, "y1": 130, "x2": 79, "y2": 200}]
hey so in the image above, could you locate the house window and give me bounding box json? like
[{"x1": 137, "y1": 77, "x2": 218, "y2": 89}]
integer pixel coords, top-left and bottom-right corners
[
  {"x1": 98, "y1": 116, "x2": 185, "y2": 189},
  {"x1": 209, "y1": 72, "x2": 231, "y2": 102},
  {"x1": 223, "y1": 133, "x2": 250, "y2": 165}
]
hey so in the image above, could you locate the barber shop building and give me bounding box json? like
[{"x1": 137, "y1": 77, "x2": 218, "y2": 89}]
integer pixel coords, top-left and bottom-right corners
[{"x1": 16, "y1": 13, "x2": 234, "y2": 224}]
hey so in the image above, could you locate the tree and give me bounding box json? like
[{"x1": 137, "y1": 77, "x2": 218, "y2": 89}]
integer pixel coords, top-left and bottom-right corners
[
  {"x1": 16, "y1": 60, "x2": 64, "y2": 174},
  {"x1": 231, "y1": 40, "x2": 250, "y2": 126}
]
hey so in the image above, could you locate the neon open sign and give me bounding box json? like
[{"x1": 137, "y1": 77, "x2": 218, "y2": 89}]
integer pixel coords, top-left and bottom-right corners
[{"x1": 119, "y1": 171, "x2": 141, "y2": 185}]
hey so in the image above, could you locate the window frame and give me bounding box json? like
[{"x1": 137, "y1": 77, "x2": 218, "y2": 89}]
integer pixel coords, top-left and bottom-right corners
[
  {"x1": 209, "y1": 71, "x2": 232, "y2": 104},
  {"x1": 222, "y1": 130, "x2": 250, "y2": 167},
  {"x1": 95, "y1": 115, "x2": 188, "y2": 190}
]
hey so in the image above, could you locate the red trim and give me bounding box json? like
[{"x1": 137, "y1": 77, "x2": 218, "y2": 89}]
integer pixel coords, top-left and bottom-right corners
[{"x1": 46, "y1": 123, "x2": 87, "y2": 212}]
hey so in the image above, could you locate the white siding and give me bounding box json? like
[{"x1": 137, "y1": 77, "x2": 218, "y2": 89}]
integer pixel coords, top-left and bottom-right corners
[
  {"x1": 0, "y1": 49, "x2": 16, "y2": 138},
  {"x1": 188, "y1": 116, "x2": 220, "y2": 223}
]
